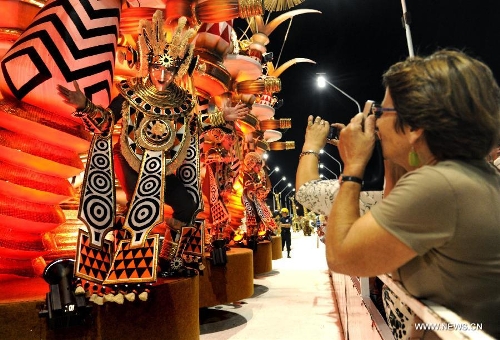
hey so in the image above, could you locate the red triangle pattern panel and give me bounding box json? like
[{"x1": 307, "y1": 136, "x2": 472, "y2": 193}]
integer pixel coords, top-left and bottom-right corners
[
  {"x1": 74, "y1": 230, "x2": 112, "y2": 284},
  {"x1": 180, "y1": 225, "x2": 204, "y2": 257},
  {"x1": 103, "y1": 234, "x2": 159, "y2": 285}
]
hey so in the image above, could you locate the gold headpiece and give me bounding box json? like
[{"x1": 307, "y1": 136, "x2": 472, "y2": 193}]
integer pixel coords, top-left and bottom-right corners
[
  {"x1": 244, "y1": 151, "x2": 262, "y2": 169},
  {"x1": 137, "y1": 11, "x2": 198, "y2": 79}
]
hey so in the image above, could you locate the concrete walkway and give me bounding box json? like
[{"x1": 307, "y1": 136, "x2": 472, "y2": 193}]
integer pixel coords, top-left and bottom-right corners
[{"x1": 200, "y1": 231, "x2": 344, "y2": 340}]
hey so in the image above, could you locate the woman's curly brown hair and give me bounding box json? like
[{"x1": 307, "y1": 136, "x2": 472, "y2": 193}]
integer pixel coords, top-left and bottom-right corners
[{"x1": 383, "y1": 49, "x2": 500, "y2": 160}]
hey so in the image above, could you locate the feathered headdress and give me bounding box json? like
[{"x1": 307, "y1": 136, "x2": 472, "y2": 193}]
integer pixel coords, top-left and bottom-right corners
[{"x1": 137, "y1": 11, "x2": 198, "y2": 79}]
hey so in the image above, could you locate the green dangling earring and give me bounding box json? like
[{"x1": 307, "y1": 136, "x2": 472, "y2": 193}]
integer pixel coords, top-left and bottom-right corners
[{"x1": 408, "y1": 147, "x2": 420, "y2": 167}]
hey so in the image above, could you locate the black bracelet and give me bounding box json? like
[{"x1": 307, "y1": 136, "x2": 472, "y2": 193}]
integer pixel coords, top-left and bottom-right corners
[{"x1": 339, "y1": 174, "x2": 363, "y2": 185}]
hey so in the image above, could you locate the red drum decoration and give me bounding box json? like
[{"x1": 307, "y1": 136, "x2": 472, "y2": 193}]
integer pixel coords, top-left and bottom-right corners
[
  {"x1": 193, "y1": 20, "x2": 234, "y2": 97},
  {"x1": 119, "y1": 7, "x2": 158, "y2": 37},
  {"x1": 269, "y1": 141, "x2": 295, "y2": 150},
  {"x1": 165, "y1": 0, "x2": 195, "y2": 25}
]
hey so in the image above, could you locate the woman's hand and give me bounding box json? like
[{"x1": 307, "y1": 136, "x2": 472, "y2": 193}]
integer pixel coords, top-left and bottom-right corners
[
  {"x1": 57, "y1": 80, "x2": 87, "y2": 110},
  {"x1": 222, "y1": 102, "x2": 249, "y2": 122},
  {"x1": 302, "y1": 115, "x2": 331, "y2": 152},
  {"x1": 337, "y1": 112, "x2": 376, "y2": 177}
]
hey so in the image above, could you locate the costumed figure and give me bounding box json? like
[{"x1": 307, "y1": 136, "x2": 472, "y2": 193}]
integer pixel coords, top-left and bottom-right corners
[
  {"x1": 57, "y1": 11, "x2": 248, "y2": 301},
  {"x1": 240, "y1": 152, "x2": 277, "y2": 249},
  {"x1": 303, "y1": 211, "x2": 316, "y2": 237},
  {"x1": 290, "y1": 195, "x2": 302, "y2": 232},
  {"x1": 201, "y1": 127, "x2": 238, "y2": 265}
]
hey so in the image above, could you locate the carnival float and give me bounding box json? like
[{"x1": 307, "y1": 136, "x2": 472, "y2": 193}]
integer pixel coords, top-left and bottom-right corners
[{"x1": 0, "y1": 0, "x2": 320, "y2": 338}]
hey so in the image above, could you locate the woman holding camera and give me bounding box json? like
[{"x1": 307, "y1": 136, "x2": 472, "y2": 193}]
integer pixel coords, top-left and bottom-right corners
[{"x1": 300, "y1": 49, "x2": 500, "y2": 337}]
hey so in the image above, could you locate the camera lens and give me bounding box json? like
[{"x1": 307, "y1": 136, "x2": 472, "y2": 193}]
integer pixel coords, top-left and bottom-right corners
[{"x1": 327, "y1": 126, "x2": 338, "y2": 140}]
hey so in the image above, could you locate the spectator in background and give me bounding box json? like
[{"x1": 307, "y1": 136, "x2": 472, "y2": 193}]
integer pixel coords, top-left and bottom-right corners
[{"x1": 279, "y1": 208, "x2": 292, "y2": 258}]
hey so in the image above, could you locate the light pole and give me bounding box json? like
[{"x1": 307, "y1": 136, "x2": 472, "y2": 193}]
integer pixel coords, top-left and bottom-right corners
[
  {"x1": 268, "y1": 166, "x2": 279, "y2": 176},
  {"x1": 320, "y1": 163, "x2": 338, "y2": 179},
  {"x1": 320, "y1": 149, "x2": 343, "y2": 174},
  {"x1": 285, "y1": 188, "x2": 296, "y2": 215},
  {"x1": 278, "y1": 183, "x2": 292, "y2": 209},
  {"x1": 272, "y1": 176, "x2": 286, "y2": 211},
  {"x1": 317, "y1": 74, "x2": 361, "y2": 113}
]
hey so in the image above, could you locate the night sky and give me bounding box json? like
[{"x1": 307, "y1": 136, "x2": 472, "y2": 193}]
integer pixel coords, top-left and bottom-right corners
[{"x1": 234, "y1": 0, "x2": 500, "y2": 204}]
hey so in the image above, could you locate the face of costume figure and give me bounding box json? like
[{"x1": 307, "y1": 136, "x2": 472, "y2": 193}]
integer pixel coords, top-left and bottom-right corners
[
  {"x1": 221, "y1": 135, "x2": 235, "y2": 151},
  {"x1": 148, "y1": 64, "x2": 177, "y2": 91},
  {"x1": 253, "y1": 162, "x2": 262, "y2": 173}
]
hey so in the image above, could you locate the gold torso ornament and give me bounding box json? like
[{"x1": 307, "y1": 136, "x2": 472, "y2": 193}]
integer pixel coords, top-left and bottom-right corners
[{"x1": 118, "y1": 78, "x2": 196, "y2": 174}]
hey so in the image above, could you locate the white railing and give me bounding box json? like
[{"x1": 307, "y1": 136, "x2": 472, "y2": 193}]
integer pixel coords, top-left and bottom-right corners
[
  {"x1": 377, "y1": 274, "x2": 495, "y2": 340},
  {"x1": 330, "y1": 271, "x2": 495, "y2": 340}
]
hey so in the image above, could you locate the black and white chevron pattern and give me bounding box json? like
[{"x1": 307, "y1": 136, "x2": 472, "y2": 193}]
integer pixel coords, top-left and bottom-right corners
[{"x1": 0, "y1": 0, "x2": 120, "y2": 106}]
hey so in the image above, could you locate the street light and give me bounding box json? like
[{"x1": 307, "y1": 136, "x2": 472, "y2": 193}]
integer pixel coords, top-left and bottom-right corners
[
  {"x1": 319, "y1": 163, "x2": 338, "y2": 179},
  {"x1": 284, "y1": 187, "x2": 295, "y2": 200},
  {"x1": 278, "y1": 182, "x2": 292, "y2": 195},
  {"x1": 272, "y1": 176, "x2": 286, "y2": 193},
  {"x1": 320, "y1": 149, "x2": 343, "y2": 174},
  {"x1": 268, "y1": 166, "x2": 280, "y2": 176},
  {"x1": 317, "y1": 74, "x2": 361, "y2": 113}
]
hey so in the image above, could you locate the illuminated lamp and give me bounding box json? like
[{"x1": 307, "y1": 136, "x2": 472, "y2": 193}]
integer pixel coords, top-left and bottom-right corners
[
  {"x1": 260, "y1": 118, "x2": 291, "y2": 130},
  {"x1": 269, "y1": 141, "x2": 295, "y2": 151}
]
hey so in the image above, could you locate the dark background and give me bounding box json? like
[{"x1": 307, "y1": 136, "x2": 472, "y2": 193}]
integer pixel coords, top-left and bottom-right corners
[{"x1": 234, "y1": 0, "x2": 500, "y2": 210}]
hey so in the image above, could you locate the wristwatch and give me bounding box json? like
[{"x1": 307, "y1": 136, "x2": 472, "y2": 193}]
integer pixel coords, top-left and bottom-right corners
[{"x1": 339, "y1": 174, "x2": 363, "y2": 186}]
